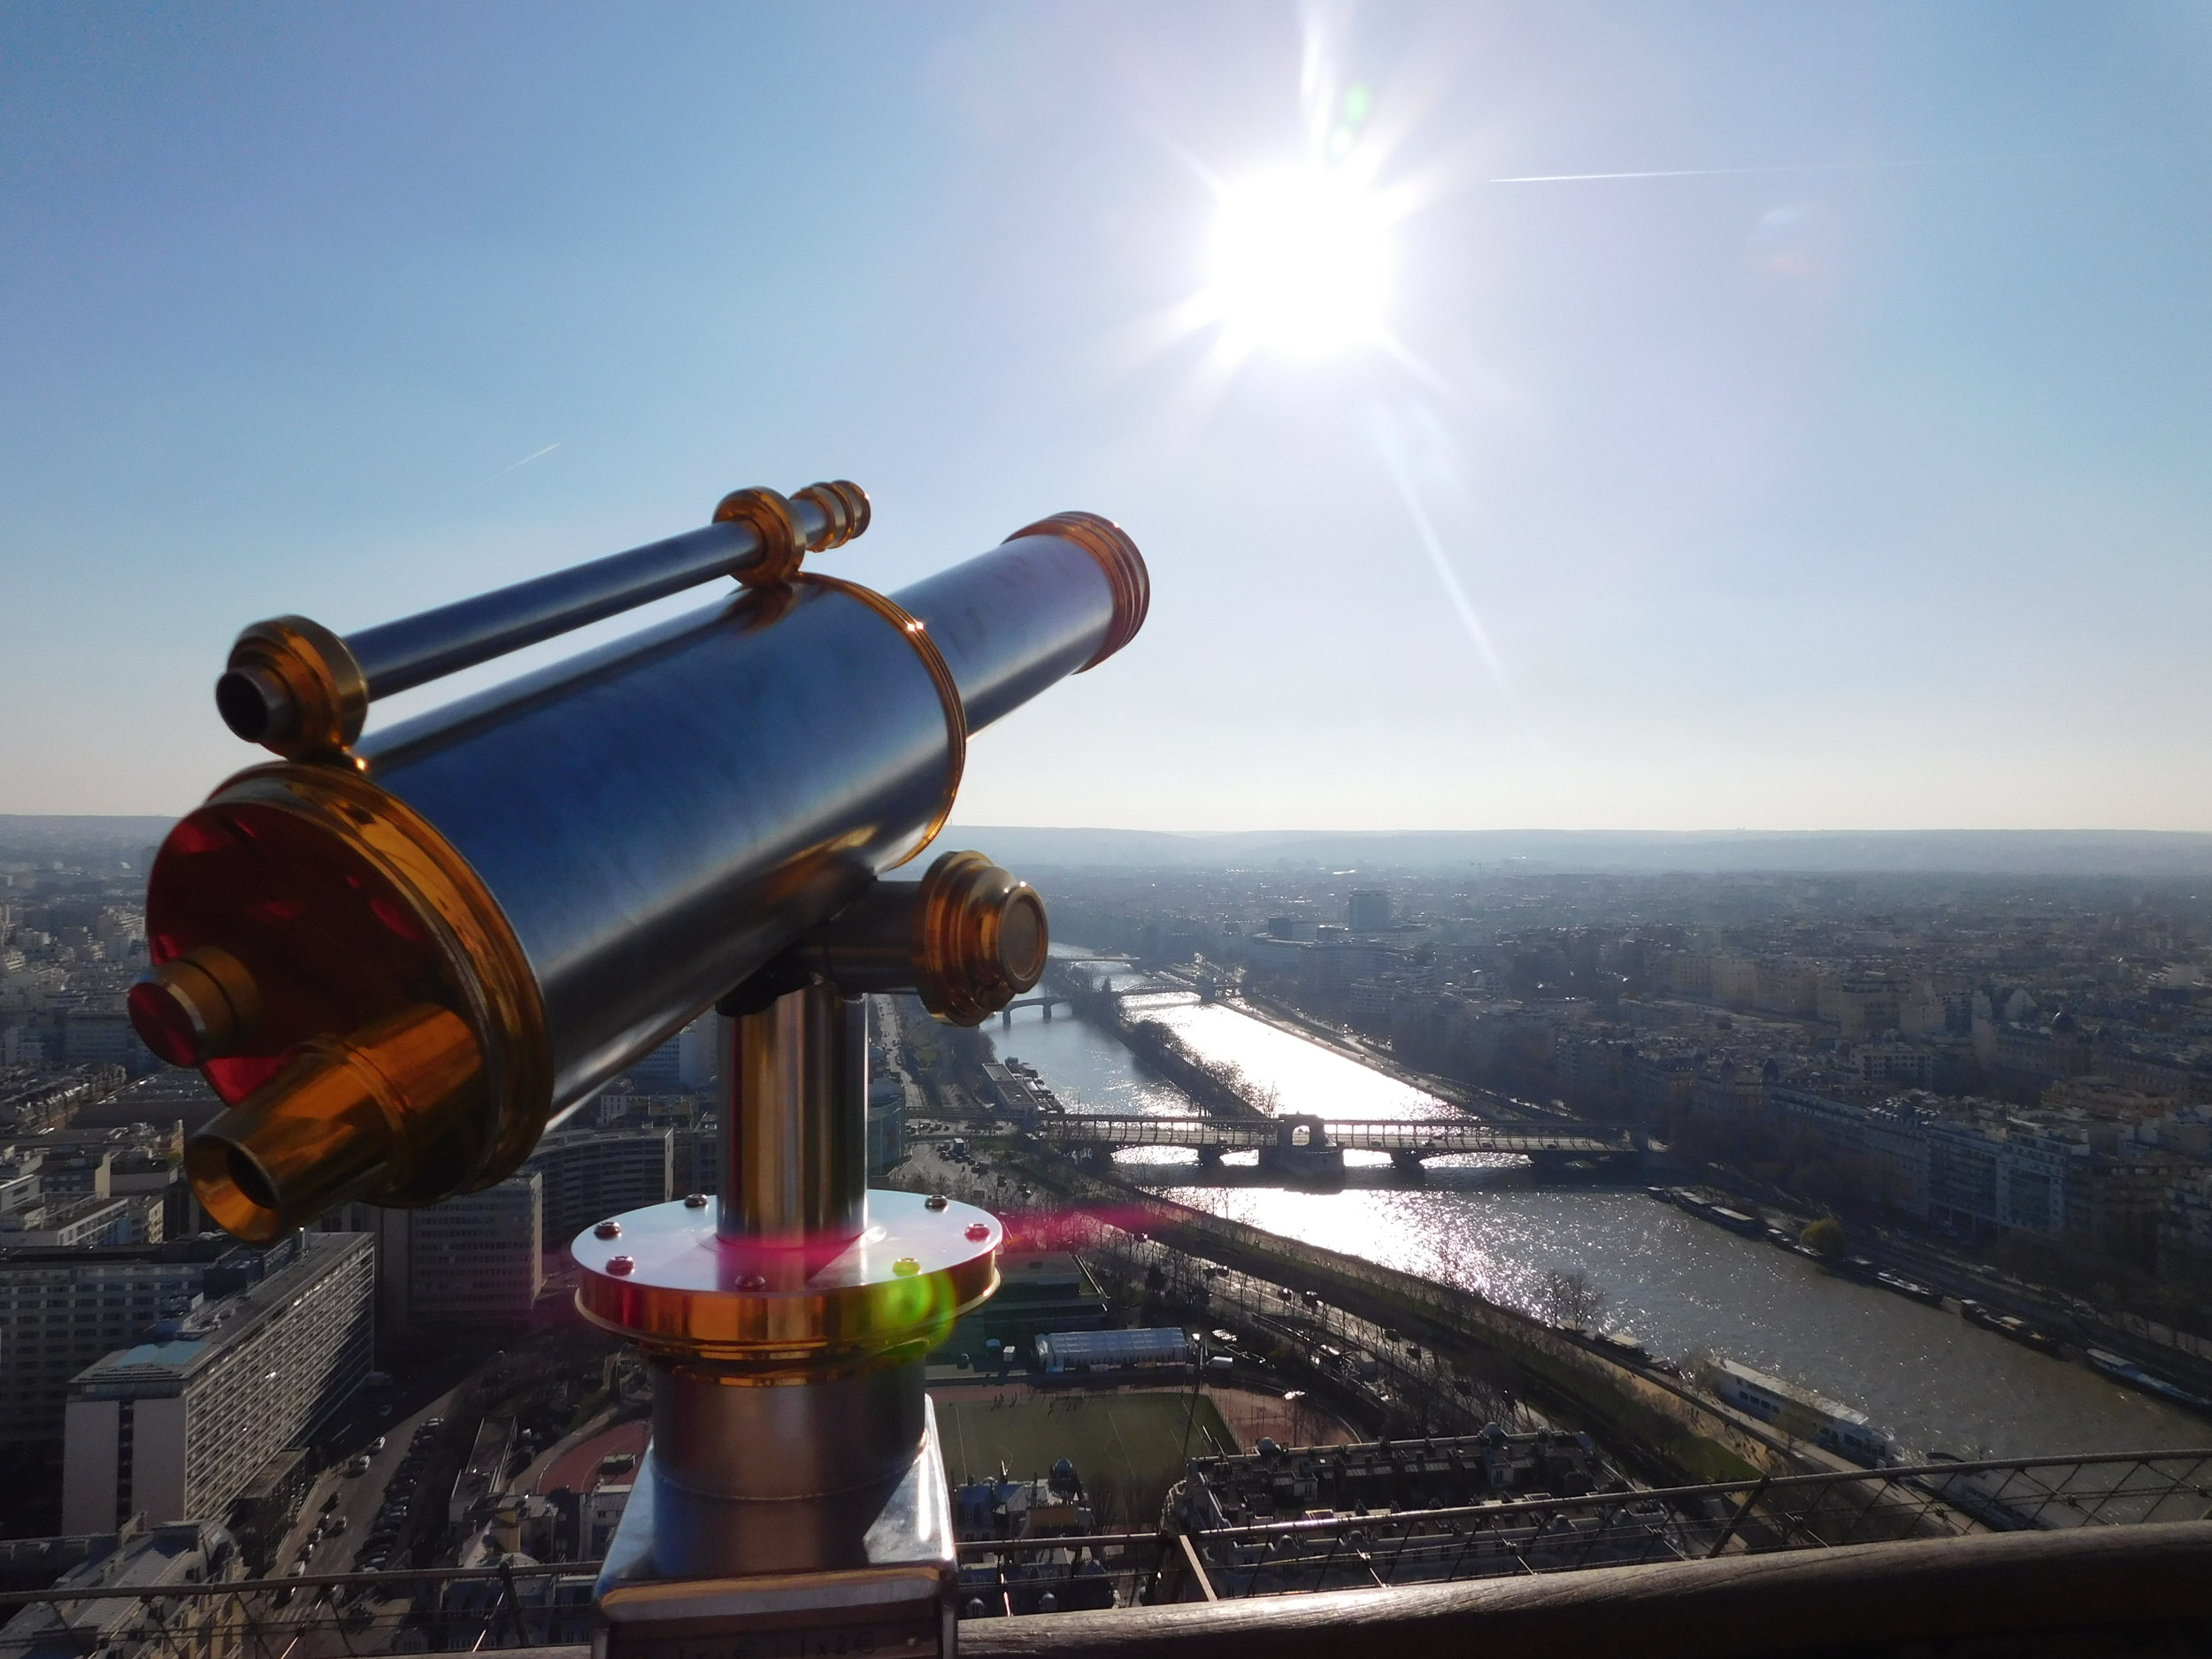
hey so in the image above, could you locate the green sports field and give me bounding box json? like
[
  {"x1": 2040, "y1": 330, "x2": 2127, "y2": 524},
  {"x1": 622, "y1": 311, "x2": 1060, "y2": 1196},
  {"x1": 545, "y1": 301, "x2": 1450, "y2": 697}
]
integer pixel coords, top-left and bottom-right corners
[{"x1": 932, "y1": 1389, "x2": 1235, "y2": 1532}]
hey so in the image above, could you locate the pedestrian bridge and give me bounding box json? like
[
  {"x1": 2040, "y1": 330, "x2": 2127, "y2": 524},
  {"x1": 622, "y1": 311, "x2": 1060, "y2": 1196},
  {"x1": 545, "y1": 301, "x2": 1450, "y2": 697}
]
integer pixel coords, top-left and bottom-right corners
[{"x1": 1036, "y1": 1113, "x2": 1640, "y2": 1165}]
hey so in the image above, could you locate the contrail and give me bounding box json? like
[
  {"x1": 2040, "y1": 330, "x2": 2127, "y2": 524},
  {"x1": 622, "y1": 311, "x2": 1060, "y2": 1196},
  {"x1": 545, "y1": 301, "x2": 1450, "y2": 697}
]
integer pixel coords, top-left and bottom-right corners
[
  {"x1": 489, "y1": 442, "x2": 561, "y2": 479},
  {"x1": 1491, "y1": 157, "x2": 2004, "y2": 184}
]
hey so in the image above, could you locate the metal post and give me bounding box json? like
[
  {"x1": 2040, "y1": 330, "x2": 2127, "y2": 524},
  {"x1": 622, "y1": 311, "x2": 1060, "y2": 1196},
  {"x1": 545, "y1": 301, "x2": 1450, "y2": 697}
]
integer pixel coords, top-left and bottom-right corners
[
  {"x1": 720, "y1": 983, "x2": 866, "y2": 1247},
  {"x1": 573, "y1": 859, "x2": 1057, "y2": 1658}
]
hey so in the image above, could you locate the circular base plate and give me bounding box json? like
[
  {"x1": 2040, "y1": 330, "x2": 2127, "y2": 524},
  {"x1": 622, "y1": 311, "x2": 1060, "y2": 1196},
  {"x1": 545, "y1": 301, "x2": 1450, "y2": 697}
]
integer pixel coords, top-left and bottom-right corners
[{"x1": 573, "y1": 1188, "x2": 1001, "y2": 1362}]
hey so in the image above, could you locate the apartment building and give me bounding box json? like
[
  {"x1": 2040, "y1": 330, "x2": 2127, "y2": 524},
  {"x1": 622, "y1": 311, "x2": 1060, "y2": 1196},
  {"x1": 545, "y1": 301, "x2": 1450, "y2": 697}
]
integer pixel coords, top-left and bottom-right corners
[
  {"x1": 61, "y1": 1232, "x2": 373, "y2": 1532},
  {"x1": 527, "y1": 1129, "x2": 672, "y2": 1245},
  {"x1": 326, "y1": 1174, "x2": 543, "y2": 1334},
  {"x1": 0, "y1": 1239, "x2": 242, "y2": 1446}
]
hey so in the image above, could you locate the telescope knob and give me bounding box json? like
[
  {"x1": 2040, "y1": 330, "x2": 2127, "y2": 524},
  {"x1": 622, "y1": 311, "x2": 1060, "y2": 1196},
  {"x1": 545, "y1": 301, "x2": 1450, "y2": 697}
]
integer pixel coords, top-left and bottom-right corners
[
  {"x1": 713, "y1": 480, "x2": 872, "y2": 588},
  {"x1": 912, "y1": 849, "x2": 1049, "y2": 1025}
]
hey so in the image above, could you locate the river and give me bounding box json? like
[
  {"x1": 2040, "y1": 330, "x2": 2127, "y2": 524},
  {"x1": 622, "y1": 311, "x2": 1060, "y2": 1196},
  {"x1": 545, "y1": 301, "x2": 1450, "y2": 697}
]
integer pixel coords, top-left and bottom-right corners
[{"x1": 987, "y1": 952, "x2": 2210, "y2": 1460}]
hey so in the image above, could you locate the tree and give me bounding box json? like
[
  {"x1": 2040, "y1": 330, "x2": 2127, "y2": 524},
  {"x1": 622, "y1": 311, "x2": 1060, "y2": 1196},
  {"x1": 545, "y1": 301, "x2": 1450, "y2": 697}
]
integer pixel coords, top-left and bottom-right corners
[
  {"x1": 1542, "y1": 1267, "x2": 1609, "y2": 1330},
  {"x1": 1801, "y1": 1216, "x2": 1847, "y2": 1259}
]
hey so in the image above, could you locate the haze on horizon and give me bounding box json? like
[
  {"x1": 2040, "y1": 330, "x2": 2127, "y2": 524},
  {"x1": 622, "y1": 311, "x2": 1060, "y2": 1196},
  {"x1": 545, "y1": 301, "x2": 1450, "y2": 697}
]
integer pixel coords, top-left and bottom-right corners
[{"x1": 3, "y1": 3, "x2": 2208, "y2": 832}]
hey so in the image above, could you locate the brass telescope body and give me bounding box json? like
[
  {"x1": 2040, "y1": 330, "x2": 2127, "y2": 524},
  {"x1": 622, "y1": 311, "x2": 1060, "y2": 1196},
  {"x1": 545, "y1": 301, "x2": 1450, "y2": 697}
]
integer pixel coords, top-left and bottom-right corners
[
  {"x1": 134, "y1": 480, "x2": 1146, "y2": 1653},
  {"x1": 134, "y1": 488, "x2": 1144, "y2": 1241}
]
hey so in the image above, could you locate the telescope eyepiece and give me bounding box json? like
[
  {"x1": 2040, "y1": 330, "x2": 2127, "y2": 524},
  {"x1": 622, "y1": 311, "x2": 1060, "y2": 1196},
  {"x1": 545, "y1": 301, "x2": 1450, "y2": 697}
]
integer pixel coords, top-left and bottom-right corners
[
  {"x1": 185, "y1": 1002, "x2": 482, "y2": 1243},
  {"x1": 128, "y1": 947, "x2": 263, "y2": 1068},
  {"x1": 214, "y1": 667, "x2": 285, "y2": 744},
  {"x1": 218, "y1": 615, "x2": 368, "y2": 759}
]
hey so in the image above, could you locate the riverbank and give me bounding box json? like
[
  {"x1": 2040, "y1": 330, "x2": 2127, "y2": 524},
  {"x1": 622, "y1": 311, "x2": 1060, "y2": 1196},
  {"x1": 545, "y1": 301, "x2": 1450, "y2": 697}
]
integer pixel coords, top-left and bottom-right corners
[
  {"x1": 987, "y1": 959, "x2": 2212, "y2": 1458},
  {"x1": 997, "y1": 1142, "x2": 1895, "y2": 1489},
  {"x1": 1110, "y1": 963, "x2": 2212, "y2": 1414}
]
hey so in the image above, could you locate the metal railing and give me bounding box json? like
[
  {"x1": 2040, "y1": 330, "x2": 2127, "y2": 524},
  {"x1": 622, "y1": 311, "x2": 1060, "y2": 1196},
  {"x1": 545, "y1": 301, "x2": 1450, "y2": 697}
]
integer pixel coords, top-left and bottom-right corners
[
  {"x1": 1165, "y1": 1448, "x2": 2212, "y2": 1601},
  {"x1": 4, "y1": 1451, "x2": 2205, "y2": 1655}
]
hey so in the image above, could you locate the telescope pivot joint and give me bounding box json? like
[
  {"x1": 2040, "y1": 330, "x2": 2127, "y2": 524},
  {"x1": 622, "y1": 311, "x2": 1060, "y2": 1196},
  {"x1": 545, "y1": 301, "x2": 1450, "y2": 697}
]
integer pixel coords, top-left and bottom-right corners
[{"x1": 718, "y1": 849, "x2": 1048, "y2": 1026}]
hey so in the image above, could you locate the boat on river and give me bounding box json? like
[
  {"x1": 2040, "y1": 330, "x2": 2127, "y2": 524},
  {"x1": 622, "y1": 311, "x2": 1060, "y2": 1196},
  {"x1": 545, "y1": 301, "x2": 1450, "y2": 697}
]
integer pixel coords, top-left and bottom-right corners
[
  {"x1": 1873, "y1": 1270, "x2": 1945, "y2": 1307},
  {"x1": 1914, "y1": 1453, "x2": 2047, "y2": 1532},
  {"x1": 1699, "y1": 1356, "x2": 1893, "y2": 1467},
  {"x1": 1960, "y1": 1300, "x2": 2064, "y2": 1356},
  {"x1": 2084, "y1": 1348, "x2": 2212, "y2": 1416},
  {"x1": 1596, "y1": 1330, "x2": 1650, "y2": 1363},
  {"x1": 1668, "y1": 1187, "x2": 1766, "y2": 1236}
]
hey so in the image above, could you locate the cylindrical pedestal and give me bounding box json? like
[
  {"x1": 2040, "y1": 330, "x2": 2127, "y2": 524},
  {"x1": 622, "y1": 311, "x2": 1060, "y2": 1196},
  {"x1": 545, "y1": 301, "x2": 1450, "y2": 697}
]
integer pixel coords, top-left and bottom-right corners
[
  {"x1": 574, "y1": 1187, "x2": 999, "y2": 1590},
  {"x1": 650, "y1": 1355, "x2": 926, "y2": 1502}
]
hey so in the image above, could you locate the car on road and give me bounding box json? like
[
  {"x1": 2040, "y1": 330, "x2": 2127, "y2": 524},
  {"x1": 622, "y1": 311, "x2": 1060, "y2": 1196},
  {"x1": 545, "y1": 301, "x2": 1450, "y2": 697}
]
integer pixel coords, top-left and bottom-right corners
[
  {"x1": 342, "y1": 1455, "x2": 371, "y2": 1477},
  {"x1": 368, "y1": 1435, "x2": 387, "y2": 1454}
]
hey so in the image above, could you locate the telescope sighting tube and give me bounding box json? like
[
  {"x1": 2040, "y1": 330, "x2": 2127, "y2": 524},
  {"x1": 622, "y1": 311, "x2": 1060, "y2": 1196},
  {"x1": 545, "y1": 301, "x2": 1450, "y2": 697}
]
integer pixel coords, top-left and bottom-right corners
[
  {"x1": 136, "y1": 483, "x2": 1147, "y2": 1241},
  {"x1": 212, "y1": 480, "x2": 872, "y2": 757}
]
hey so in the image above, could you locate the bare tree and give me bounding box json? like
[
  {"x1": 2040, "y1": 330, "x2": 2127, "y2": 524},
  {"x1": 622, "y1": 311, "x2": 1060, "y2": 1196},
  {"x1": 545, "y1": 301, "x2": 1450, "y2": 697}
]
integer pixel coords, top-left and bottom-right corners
[{"x1": 1542, "y1": 1267, "x2": 1610, "y2": 1330}]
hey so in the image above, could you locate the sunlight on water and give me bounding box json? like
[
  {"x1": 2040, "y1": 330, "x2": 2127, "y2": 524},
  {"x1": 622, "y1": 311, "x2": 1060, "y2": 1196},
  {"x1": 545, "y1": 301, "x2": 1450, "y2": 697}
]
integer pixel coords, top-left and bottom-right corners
[{"x1": 995, "y1": 952, "x2": 2210, "y2": 1458}]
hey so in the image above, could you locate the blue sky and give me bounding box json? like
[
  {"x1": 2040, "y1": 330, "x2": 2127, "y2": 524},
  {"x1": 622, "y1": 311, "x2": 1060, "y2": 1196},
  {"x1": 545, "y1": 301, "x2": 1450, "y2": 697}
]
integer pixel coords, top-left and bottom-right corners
[{"x1": 4, "y1": 2, "x2": 2208, "y2": 829}]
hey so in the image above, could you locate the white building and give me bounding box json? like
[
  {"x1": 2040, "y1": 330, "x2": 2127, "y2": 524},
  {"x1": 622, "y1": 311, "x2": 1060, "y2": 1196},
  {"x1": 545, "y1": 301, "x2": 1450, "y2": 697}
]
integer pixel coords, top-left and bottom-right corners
[{"x1": 61, "y1": 1232, "x2": 373, "y2": 1532}]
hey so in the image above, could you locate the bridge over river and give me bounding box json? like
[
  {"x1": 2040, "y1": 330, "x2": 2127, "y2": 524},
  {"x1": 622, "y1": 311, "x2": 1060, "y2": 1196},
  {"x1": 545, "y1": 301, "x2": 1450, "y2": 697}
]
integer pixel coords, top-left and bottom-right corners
[{"x1": 1037, "y1": 1113, "x2": 1643, "y2": 1178}]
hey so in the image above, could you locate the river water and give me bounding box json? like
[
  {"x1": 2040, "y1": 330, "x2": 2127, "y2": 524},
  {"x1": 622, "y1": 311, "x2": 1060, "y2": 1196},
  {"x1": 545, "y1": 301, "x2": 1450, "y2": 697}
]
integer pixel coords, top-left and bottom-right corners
[{"x1": 989, "y1": 954, "x2": 2209, "y2": 1460}]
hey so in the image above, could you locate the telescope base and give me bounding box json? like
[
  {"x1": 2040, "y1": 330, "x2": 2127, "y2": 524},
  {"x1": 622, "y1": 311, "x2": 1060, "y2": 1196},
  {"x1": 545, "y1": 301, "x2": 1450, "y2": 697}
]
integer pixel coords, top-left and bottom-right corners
[{"x1": 593, "y1": 1399, "x2": 958, "y2": 1659}]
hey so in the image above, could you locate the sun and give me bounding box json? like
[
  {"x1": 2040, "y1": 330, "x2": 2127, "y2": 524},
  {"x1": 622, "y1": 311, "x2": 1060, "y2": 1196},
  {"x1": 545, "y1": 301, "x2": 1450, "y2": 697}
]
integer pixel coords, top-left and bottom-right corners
[{"x1": 1205, "y1": 166, "x2": 1393, "y2": 356}]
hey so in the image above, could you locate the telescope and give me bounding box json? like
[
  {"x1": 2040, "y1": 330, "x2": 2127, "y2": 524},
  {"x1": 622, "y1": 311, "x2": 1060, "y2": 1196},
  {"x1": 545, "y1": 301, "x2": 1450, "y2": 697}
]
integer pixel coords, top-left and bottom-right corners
[{"x1": 129, "y1": 480, "x2": 1148, "y2": 1656}]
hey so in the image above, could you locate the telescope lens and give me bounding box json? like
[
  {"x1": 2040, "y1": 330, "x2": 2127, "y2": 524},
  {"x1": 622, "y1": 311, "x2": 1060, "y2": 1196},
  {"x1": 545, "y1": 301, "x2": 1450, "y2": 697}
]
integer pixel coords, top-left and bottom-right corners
[
  {"x1": 128, "y1": 978, "x2": 207, "y2": 1068},
  {"x1": 128, "y1": 949, "x2": 261, "y2": 1068}
]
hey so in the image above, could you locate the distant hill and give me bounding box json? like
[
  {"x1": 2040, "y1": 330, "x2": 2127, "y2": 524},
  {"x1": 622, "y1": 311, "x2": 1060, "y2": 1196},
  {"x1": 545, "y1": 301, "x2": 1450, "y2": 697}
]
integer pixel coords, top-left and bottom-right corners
[
  {"x1": 10, "y1": 815, "x2": 2212, "y2": 879},
  {"x1": 944, "y1": 826, "x2": 2212, "y2": 878},
  {"x1": 0, "y1": 816, "x2": 176, "y2": 864}
]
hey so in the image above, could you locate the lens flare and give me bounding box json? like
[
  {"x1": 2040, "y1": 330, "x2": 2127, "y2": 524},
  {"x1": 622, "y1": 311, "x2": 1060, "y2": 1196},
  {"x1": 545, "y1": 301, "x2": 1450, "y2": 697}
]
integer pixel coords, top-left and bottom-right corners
[{"x1": 1206, "y1": 167, "x2": 1392, "y2": 355}]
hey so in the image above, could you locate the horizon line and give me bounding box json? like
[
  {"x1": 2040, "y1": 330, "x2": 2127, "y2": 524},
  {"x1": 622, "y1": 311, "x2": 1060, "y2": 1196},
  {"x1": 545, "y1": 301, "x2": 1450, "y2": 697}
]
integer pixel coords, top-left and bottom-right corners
[{"x1": 7, "y1": 814, "x2": 2212, "y2": 840}]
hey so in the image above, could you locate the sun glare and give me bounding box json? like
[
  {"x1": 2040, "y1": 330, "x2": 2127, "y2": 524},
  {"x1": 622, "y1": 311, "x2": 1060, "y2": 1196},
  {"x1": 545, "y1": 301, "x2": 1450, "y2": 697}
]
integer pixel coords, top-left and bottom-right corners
[{"x1": 1206, "y1": 167, "x2": 1392, "y2": 355}]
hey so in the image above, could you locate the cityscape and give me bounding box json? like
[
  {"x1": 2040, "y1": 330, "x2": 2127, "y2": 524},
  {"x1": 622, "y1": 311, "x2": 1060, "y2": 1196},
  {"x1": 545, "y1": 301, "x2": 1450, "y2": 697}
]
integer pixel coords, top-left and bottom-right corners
[{"x1": 1, "y1": 814, "x2": 2208, "y2": 1653}]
